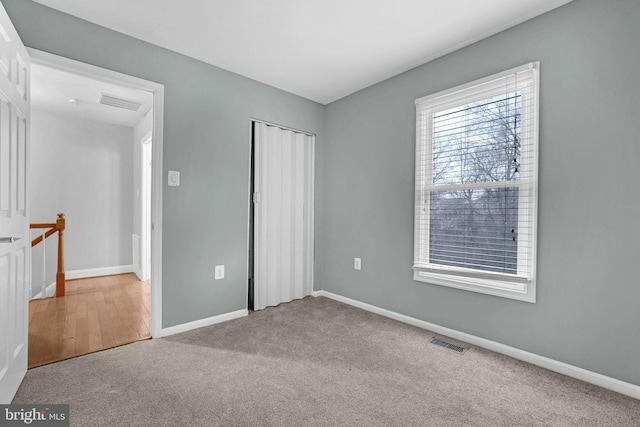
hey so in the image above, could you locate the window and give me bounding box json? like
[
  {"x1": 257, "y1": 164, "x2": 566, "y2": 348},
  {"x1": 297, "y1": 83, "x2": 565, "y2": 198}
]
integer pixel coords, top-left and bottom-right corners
[{"x1": 414, "y1": 63, "x2": 539, "y2": 302}]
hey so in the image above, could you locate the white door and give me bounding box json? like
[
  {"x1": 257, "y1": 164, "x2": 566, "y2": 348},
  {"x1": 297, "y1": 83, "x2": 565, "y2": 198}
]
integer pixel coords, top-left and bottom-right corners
[
  {"x1": 253, "y1": 122, "x2": 314, "y2": 311},
  {"x1": 0, "y1": 3, "x2": 30, "y2": 404}
]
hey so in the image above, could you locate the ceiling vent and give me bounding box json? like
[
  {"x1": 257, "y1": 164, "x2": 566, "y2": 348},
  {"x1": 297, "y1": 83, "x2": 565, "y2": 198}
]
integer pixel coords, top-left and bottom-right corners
[{"x1": 99, "y1": 93, "x2": 142, "y2": 111}]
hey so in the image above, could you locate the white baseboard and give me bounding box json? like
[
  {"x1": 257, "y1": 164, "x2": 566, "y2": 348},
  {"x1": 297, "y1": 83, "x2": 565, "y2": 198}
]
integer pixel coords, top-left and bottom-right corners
[
  {"x1": 31, "y1": 282, "x2": 56, "y2": 300},
  {"x1": 66, "y1": 265, "x2": 135, "y2": 280},
  {"x1": 30, "y1": 265, "x2": 135, "y2": 300},
  {"x1": 157, "y1": 309, "x2": 248, "y2": 338},
  {"x1": 312, "y1": 290, "x2": 640, "y2": 400}
]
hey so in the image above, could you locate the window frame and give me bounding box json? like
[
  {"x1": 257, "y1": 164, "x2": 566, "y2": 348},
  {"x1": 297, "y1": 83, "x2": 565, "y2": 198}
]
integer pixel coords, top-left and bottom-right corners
[{"x1": 413, "y1": 63, "x2": 539, "y2": 303}]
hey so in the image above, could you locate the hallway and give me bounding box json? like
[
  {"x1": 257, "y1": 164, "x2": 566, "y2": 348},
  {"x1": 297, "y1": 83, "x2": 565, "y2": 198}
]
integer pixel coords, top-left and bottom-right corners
[{"x1": 28, "y1": 273, "x2": 150, "y2": 368}]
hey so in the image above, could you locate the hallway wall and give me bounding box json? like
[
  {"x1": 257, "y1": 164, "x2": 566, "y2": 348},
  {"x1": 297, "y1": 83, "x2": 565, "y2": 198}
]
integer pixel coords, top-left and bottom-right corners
[{"x1": 30, "y1": 109, "x2": 134, "y2": 297}]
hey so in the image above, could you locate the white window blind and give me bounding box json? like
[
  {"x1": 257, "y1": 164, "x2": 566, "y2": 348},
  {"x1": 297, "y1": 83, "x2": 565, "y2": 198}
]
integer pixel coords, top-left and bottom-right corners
[{"x1": 414, "y1": 62, "x2": 539, "y2": 302}]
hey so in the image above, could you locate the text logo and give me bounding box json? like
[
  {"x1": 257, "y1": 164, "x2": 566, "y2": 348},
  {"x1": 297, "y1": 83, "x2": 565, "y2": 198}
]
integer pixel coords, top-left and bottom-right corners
[{"x1": 0, "y1": 405, "x2": 69, "y2": 427}]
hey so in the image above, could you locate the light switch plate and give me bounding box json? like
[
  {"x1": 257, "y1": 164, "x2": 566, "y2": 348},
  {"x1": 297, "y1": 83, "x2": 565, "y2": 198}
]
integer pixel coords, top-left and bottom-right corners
[
  {"x1": 215, "y1": 265, "x2": 225, "y2": 280},
  {"x1": 168, "y1": 170, "x2": 180, "y2": 186},
  {"x1": 354, "y1": 258, "x2": 361, "y2": 270}
]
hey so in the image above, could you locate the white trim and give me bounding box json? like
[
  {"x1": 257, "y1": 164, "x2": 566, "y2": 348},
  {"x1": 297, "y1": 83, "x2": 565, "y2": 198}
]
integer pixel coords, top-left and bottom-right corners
[
  {"x1": 31, "y1": 282, "x2": 56, "y2": 300},
  {"x1": 312, "y1": 290, "x2": 640, "y2": 400},
  {"x1": 132, "y1": 233, "x2": 141, "y2": 280},
  {"x1": 142, "y1": 131, "x2": 152, "y2": 144},
  {"x1": 140, "y1": 132, "x2": 152, "y2": 282},
  {"x1": 150, "y1": 86, "x2": 164, "y2": 338},
  {"x1": 157, "y1": 309, "x2": 248, "y2": 338},
  {"x1": 65, "y1": 265, "x2": 135, "y2": 280},
  {"x1": 308, "y1": 136, "x2": 316, "y2": 301},
  {"x1": 249, "y1": 117, "x2": 316, "y2": 138},
  {"x1": 246, "y1": 121, "x2": 253, "y2": 310},
  {"x1": 27, "y1": 48, "x2": 165, "y2": 338},
  {"x1": 31, "y1": 265, "x2": 137, "y2": 299},
  {"x1": 415, "y1": 62, "x2": 536, "y2": 106},
  {"x1": 414, "y1": 62, "x2": 539, "y2": 303},
  {"x1": 413, "y1": 270, "x2": 533, "y2": 303}
]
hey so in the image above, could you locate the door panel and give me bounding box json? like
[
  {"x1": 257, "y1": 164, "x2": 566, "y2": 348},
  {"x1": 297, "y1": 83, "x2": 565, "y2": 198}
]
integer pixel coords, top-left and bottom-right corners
[
  {"x1": 0, "y1": 96, "x2": 10, "y2": 216},
  {"x1": 253, "y1": 122, "x2": 314, "y2": 311},
  {"x1": 0, "y1": 254, "x2": 9, "y2": 378},
  {"x1": 13, "y1": 247, "x2": 26, "y2": 358},
  {"x1": 14, "y1": 52, "x2": 27, "y2": 100},
  {"x1": 0, "y1": 2, "x2": 30, "y2": 404},
  {"x1": 16, "y1": 113, "x2": 26, "y2": 215}
]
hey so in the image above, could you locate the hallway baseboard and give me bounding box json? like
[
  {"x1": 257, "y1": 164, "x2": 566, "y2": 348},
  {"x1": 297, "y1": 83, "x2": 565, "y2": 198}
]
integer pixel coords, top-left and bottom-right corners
[
  {"x1": 31, "y1": 282, "x2": 56, "y2": 299},
  {"x1": 30, "y1": 266, "x2": 137, "y2": 300},
  {"x1": 66, "y1": 265, "x2": 135, "y2": 280}
]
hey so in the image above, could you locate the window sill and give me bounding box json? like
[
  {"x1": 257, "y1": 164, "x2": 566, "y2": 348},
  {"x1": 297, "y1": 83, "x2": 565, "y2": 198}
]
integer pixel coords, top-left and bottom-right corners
[{"x1": 413, "y1": 269, "x2": 536, "y2": 303}]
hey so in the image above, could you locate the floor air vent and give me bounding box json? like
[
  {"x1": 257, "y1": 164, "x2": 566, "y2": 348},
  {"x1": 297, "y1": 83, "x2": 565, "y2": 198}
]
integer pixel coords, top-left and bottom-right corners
[{"x1": 429, "y1": 337, "x2": 468, "y2": 354}]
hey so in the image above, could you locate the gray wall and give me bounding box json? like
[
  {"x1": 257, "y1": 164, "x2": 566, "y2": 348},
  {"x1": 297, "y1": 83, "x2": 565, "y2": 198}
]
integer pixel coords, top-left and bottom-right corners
[
  {"x1": 30, "y1": 109, "x2": 134, "y2": 298},
  {"x1": 6, "y1": 0, "x2": 639, "y2": 388},
  {"x1": 323, "y1": 0, "x2": 640, "y2": 387},
  {"x1": 1, "y1": 0, "x2": 325, "y2": 327}
]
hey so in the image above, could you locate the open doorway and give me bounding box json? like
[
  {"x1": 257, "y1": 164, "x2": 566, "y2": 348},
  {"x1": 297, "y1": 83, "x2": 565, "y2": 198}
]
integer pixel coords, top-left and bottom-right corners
[{"x1": 26, "y1": 49, "x2": 164, "y2": 365}]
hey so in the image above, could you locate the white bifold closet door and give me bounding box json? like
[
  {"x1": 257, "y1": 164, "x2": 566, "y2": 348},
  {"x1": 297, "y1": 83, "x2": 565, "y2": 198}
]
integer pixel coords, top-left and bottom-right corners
[{"x1": 253, "y1": 122, "x2": 314, "y2": 311}]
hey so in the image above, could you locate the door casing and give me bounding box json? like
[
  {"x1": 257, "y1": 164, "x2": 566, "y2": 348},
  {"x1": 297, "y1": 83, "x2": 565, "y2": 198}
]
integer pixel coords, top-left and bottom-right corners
[{"x1": 27, "y1": 48, "x2": 165, "y2": 338}]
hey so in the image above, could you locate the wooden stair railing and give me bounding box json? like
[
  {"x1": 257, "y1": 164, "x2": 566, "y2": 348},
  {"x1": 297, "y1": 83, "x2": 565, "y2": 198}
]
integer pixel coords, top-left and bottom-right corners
[{"x1": 31, "y1": 213, "x2": 66, "y2": 297}]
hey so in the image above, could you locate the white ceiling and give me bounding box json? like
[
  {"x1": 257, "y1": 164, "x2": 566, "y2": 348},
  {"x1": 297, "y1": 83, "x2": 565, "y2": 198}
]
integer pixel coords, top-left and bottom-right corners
[
  {"x1": 32, "y1": 0, "x2": 573, "y2": 105},
  {"x1": 31, "y1": 62, "x2": 153, "y2": 127}
]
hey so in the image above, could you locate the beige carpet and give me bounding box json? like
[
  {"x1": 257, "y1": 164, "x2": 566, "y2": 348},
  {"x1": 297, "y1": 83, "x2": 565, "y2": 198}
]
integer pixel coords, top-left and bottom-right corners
[{"x1": 13, "y1": 296, "x2": 640, "y2": 426}]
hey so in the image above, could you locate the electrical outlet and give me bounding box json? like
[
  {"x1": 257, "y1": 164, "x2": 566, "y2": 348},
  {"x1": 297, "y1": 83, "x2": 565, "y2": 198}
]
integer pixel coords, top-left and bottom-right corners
[
  {"x1": 214, "y1": 265, "x2": 225, "y2": 280},
  {"x1": 354, "y1": 258, "x2": 361, "y2": 270}
]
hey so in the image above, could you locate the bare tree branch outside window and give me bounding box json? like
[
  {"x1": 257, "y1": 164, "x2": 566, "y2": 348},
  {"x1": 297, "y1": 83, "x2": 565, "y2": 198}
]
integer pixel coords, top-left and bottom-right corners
[{"x1": 429, "y1": 92, "x2": 521, "y2": 274}]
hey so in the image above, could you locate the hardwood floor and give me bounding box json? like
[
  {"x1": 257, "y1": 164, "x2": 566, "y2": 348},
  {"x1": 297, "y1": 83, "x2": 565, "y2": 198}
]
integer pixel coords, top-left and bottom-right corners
[{"x1": 28, "y1": 273, "x2": 150, "y2": 369}]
